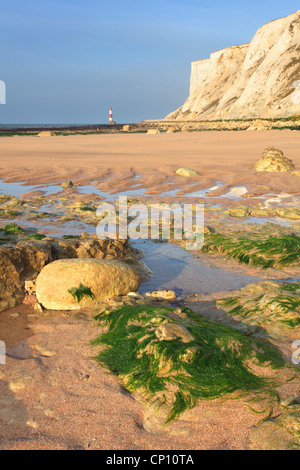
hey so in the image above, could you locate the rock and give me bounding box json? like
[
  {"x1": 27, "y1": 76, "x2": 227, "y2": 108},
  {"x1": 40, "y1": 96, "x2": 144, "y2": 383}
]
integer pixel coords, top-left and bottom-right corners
[
  {"x1": 165, "y1": 11, "x2": 300, "y2": 120},
  {"x1": 34, "y1": 302, "x2": 44, "y2": 313},
  {"x1": 6, "y1": 340, "x2": 33, "y2": 360},
  {"x1": 25, "y1": 280, "x2": 36, "y2": 295},
  {"x1": 0, "y1": 237, "x2": 136, "y2": 311},
  {"x1": 281, "y1": 396, "x2": 300, "y2": 407},
  {"x1": 146, "y1": 129, "x2": 160, "y2": 134},
  {"x1": 224, "y1": 206, "x2": 252, "y2": 217},
  {"x1": 61, "y1": 181, "x2": 74, "y2": 189},
  {"x1": 251, "y1": 206, "x2": 300, "y2": 220},
  {"x1": 36, "y1": 259, "x2": 141, "y2": 310},
  {"x1": 44, "y1": 409, "x2": 56, "y2": 419},
  {"x1": 33, "y1": 344, "x2": 57, "y2": 357},
  {"x1": 254, "y1": 148, "x2": 295, "y2": 172},
  {"x1": 37, "y1": 131, "x2": 55, "y2": 137},
  {"x1": 246, "y1": 120, "x2": 273, "y2": 131},
  {"x1": 144, "y1": 290, "x2": 177, "y2": 301},
  {"x1": 249, "y1": 406, "x2": 300, "y2": 450},
  {"x1": 155, "y1": 323, "x2": 194, "y2": 343},
  {"x1": 218, "y1": 281, "x2": 300, "y2": 338},
  {"x1": 122, "y1": 125, "x2": 131, "y2": 132},
  {"x1": 9, "y1": 370, "x2": 33, "y2": 392},
  {"x1": 0, "y1": 240, "x2": 53, "y2": 311},
  {"x1": 274, "y1": 207, "x2": 300, "y2": 220},
  {"x1": 292, "y1": 171, "x2": 300, "y2": 177},
  {"x1": 26, "y1": 419, "x2": 38, "y2": 429},
  {"x1": 176, "y1": 168, "x2": 200, "y2": 177}
]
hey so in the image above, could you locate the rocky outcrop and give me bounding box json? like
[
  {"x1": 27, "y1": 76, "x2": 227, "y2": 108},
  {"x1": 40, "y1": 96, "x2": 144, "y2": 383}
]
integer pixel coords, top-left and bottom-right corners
[
  {"x1": 0, "y1": 237, "x2": 136, "y2": 311},
  {"x1": 218, "y1": 281, "x2": 300, "y2": 339},
  {"x1": 254, "y1": 147, "x2": 295, "y2": 172},
  {"x1": 166, "y1": 10, "x2": 300, "y2": 120},
  {"x1": 36, "y1": 259, "x2": 140, "y2": 310}
]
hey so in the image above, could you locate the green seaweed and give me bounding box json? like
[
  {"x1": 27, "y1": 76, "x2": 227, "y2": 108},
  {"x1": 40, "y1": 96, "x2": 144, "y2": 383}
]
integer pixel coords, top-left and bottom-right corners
[
  {"x1": 92, "y1": 305, "x2": 287, "y2": 423},
  {"x1": 80, "y1": 206, "x2": 96, "y2": 212},
  {"x1": 219, "y1": 282, "x2": 300, "y2": 329},
  {"x1": 26, "y1": 234, "x2": 47, "y2": 240},
  {"x1": 68, "y1": 283, "x2": 95, "y2": 303},
  {"x1": 201, "y1": 233, "x2": 300, "y2": 268},
  {"x1": 2, "y1": 223, "x2": 25, "y2": 235}
]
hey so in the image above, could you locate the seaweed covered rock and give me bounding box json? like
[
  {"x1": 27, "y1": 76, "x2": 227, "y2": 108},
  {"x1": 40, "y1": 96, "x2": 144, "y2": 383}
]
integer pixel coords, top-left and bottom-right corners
[
  {"x1": 0, "y1": 235, "x2": 137, "y2": 311},
  {"x1": 224, "y1": 206, "x2": 252, "y2": 218},
  {"x1": 254, "y1": 148, "x2": 295, "y2": 173},
  {"x1": 218, "y1": 281, "x2": 300, "y2": 337},
  {"x1": 92, "y1": 305, "x2": 288, "y2": 424},
  {"x1": 249, "y1": 405, "x2": 300, "y2": 450},
  {"x1": 201, "y1": 232, "x2": 300, "y2": 269},
  {"x1": 61, "y1": 181, "x2": 74, "y2": 189},
  {"x1": 251, "y1": 207, "x2": 300, "y2": 220},
  {"x1": 36, "y1": 259, "x2": 140, "y2": 310},
  {"x1": 176, "y1": 168, "x2": 200, "y2": 177}
]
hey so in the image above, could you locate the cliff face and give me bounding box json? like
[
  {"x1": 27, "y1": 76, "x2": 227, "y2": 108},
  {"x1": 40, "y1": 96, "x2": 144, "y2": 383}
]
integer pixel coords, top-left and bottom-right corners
[{"x1": 166, "y1": 10, "x2": 300, "y2": 120}]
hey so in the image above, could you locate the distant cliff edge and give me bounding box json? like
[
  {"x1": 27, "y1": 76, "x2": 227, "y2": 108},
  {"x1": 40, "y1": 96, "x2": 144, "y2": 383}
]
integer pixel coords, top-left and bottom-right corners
[{"x1": 165, "y1": 10, "x2": 300, "y2": 121}]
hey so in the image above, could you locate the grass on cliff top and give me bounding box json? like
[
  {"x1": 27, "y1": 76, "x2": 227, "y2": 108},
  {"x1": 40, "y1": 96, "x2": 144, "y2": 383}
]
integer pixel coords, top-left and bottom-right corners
[
  {"x1": 201, "y1": 232, "x2": 300, "y2": 269},
  {"x1": 92, "y1": 305, "x2": 287, "y2": 423}
]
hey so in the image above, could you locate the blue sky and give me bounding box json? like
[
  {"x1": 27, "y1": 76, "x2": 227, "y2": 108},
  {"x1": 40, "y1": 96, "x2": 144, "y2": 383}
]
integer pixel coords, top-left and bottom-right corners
[{"x1": 0, "y1": 1, "x2": 299, "y2": 124}]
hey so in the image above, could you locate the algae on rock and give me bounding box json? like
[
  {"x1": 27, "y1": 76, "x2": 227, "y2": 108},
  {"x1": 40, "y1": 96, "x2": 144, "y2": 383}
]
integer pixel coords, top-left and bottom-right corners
[
  {"x1": 249, "y1": 405, "x2": 300, "y2": 450},
  {"x1": 92, "y1": 305, "x2": 289, "y2": 423},
  {"x1": 218, "y1": 281, "x2": 300, "y2": 335},
  {"x1": 254, "y1": 148, "x2": 295, "y2": 173}
]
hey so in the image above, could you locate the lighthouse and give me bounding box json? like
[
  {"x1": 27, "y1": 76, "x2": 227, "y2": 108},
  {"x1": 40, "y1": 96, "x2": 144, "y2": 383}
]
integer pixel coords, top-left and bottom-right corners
[{"x1": 109, "y1": 106, "x2": 116, "y2": 125}]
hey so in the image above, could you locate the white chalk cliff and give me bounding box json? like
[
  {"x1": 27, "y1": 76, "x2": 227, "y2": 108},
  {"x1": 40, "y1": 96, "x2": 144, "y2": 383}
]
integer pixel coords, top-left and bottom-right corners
[{"x1": 165, "y1": 10, "x2": 300, "y2": 120}]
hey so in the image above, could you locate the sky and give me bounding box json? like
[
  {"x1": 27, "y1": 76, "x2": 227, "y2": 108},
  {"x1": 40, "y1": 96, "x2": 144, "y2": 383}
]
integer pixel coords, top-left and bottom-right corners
[{"x1": 0, "y1": 1, "x2": 299, "y2": 124}]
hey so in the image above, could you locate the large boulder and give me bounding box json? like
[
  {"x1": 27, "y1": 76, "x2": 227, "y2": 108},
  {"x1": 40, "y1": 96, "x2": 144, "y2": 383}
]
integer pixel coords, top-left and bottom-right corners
[
  {"x1": 254, "y1": 147, "x2": 295, "y2": 172},
  {"x1": 0, "y1": 237, "x2": 136, "y2": 311},
  {"x1": 36, "y1": 258, "x2": 141, "y2": 310}
]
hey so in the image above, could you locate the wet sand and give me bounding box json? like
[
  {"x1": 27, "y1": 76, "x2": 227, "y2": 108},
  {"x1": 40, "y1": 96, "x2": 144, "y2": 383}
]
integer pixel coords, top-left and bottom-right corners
[{"x1": 0, "y1": 131, "x2": 299, "y2": 196}]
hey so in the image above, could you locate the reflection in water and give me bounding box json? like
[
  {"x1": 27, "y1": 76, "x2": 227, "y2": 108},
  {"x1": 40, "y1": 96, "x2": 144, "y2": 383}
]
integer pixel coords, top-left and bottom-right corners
[{"x1": 133, "y1": 240, "x2": 265, "y2": 297}]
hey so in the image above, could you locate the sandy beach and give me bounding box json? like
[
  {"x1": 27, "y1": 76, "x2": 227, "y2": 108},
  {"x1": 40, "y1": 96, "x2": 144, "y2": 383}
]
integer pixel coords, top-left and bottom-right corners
[
  {"x1": 0, "y1": 130, "x2": 299, "y2": 195},
  {"x1": 0, "y1": 129, "x2": 299, "y2": 451}
]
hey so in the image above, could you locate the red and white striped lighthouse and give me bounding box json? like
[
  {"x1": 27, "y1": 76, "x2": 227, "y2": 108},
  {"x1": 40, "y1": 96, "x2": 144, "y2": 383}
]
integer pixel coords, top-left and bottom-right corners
[{"x1": 109, "y1": 106, "x2": 115, "y2": 125}]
